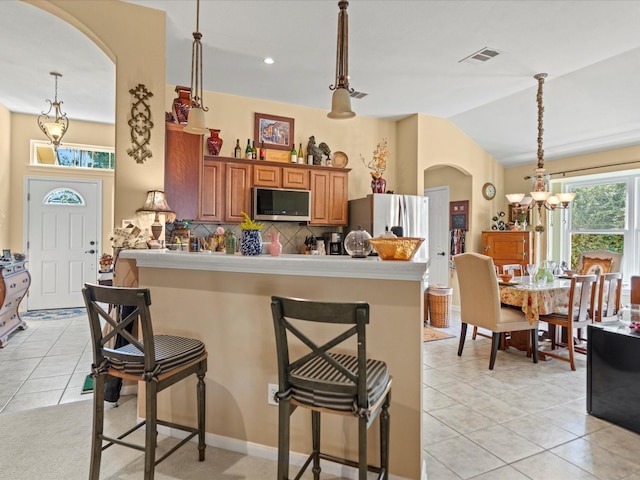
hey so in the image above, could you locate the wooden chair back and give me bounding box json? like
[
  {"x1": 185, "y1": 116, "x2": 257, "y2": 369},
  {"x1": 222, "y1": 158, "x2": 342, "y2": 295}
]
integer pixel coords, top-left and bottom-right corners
[
  {"x1": 631, "y1": 276, "x2": 640, "y2": 305},
  {"x1": 597, "y1": 272, "x2": 622, "y2": 322}
]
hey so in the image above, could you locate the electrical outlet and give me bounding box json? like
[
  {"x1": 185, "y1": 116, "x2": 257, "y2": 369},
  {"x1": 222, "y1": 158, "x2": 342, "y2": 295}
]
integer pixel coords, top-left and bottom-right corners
[{"x1": 267, "y1": 383, "x2": 279, "y2": 406}]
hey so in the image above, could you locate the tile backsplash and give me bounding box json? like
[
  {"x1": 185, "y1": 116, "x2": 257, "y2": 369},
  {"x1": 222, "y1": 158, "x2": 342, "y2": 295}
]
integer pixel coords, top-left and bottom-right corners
[{"x1": 167, "y1": 221, "x2": 343, "y2": 255}]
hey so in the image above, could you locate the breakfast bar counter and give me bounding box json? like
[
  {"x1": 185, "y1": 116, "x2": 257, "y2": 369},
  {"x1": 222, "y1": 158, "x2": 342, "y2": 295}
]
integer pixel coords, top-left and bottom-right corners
[{"x1": 119, "y1": 250, "x2": 428, "y2": 479}]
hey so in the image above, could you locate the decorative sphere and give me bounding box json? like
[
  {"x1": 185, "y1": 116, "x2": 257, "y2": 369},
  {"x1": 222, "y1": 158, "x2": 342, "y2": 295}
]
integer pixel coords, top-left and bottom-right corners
[{"x1": 344, "y1": 226, "x2": 373, "y2": 258}]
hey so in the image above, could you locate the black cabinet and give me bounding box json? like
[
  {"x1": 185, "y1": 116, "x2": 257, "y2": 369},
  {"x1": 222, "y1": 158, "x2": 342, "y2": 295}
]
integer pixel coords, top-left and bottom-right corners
[{"x1": 587, "y1": 324, "x2": 640, "y2": 433}]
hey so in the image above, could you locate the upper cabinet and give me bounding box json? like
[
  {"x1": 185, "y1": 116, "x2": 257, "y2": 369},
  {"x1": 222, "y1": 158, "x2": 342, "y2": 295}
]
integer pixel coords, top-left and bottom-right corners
[
  {"x1": 164, "y1": 122, "x2": 348, "y2": 225},
  {"x1": 165, "y1": 123, "x2": 201, "y2": 220}
]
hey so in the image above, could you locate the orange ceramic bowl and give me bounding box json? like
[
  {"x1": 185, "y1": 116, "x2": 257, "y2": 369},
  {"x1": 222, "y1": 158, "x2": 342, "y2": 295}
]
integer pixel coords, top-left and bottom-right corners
[{"x1": 499, "y1": 274, "x2": 514, "y2": 283}]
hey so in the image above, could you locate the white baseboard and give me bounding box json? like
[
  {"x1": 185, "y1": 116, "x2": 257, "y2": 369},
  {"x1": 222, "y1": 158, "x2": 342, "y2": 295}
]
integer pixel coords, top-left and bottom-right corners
[{"x1": 152, "y1": 420, "x2": 414, "y2": 480}]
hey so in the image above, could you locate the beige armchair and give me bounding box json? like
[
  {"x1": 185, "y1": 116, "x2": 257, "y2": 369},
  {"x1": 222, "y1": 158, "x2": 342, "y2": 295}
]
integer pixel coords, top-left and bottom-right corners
[{"x1": 454, "y1": 252, "x2": 539, "y2": 370}]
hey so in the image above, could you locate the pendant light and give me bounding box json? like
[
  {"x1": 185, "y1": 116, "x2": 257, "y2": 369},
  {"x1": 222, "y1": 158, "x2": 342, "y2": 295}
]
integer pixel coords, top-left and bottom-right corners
[
  {"x1": 184, "y1": 0, "x2": 209, "y2": 135},
  {"x1": 506, "y1": 73, "x2": 575, "y2": 219},
  {"x1": 328, "y1": 0, "x2": 355, "y2": 119},
  {"x1": 37, "y1": 72, "x2": 69, "y2": 150}
]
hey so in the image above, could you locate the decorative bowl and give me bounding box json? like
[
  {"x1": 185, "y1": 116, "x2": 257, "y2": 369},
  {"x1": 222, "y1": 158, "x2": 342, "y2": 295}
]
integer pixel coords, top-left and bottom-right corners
[
  {"x1": 368, "y1": 237, "x2": 424, "y2": 261},
  {"x1": 499, "y1": 274, "x2": 514, "y2": 283}
]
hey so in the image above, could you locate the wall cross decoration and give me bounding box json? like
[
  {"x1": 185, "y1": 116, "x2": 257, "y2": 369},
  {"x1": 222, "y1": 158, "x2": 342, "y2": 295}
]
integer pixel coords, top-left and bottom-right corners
[{"x1": 127, "y1": 84, "x2": 154, "y2": 163}]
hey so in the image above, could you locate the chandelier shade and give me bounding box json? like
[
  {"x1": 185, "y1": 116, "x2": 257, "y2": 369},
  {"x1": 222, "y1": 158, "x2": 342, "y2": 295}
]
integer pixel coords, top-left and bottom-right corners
[
  {"x1": 328, "y1": 0, "x2": 355, "y2": 119},
  {"x1": 183, "y1": 0, "x2": 209, "y2": 135},
  {"x1": 37, "y1": 72, "x2": 68, "y2": 150}
]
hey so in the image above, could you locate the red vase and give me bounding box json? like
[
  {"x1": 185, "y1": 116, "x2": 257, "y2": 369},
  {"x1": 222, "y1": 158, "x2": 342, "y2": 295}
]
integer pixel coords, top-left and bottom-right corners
[
  {"x1": 172, "y1": 85, "x2": 192, "y2": 124},
  {"x1": 207, "y1": 129, "x2": 223, "y2": 156},
  {"x1": 371, "y1": 175, "x2": 386, "y2": 194}
]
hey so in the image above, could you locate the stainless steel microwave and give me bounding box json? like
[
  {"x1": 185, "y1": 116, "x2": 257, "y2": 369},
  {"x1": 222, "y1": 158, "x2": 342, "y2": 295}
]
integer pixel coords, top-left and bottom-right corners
[{"x1": 253, "y1": 187, "x2": 311, "y2": 222}]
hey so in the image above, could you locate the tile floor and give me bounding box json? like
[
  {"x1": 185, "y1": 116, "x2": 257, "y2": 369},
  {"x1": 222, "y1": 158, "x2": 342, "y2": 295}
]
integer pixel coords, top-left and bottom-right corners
[{"x1": 2, "y1": 309, "x2": 640, "y2": 479}]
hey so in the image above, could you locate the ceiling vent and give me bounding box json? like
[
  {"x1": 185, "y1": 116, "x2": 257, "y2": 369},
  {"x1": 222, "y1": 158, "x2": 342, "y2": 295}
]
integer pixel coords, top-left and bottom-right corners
[
  {"x1": 350, "y1": 90, "x2": 368, "y2": 99},
  {"x1": 459, "y1": 47, "x2": 501, "y2": 65}
]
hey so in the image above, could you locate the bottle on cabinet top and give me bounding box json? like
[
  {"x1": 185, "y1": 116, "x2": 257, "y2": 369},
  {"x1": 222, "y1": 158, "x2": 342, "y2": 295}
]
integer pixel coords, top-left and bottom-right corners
[
  {"x1": 259, "y1": 141, "x2": 266, "y2": 161},
  {"x1": 297, "y1": 143, "x2": 304, "y2": 164},
  {"x1": 290, "y1": 145, "x2": 298, "y2": 163},
  {"x1": 251, "y1": 141, "x2": 258, "y2": 160},
  {"x1": 245, "y1": 139, "x2": 252, "y2": 159},
  {"x1": 234, "y1": 139, "x2": 242, "y2": 159}
]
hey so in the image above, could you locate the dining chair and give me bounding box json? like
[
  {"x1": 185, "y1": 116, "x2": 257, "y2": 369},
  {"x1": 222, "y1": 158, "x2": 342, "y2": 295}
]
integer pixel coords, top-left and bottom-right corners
[
  {"x1": 631, "y1": 276, "x2": 640, "y2": 305},
  {"x1": 577, "y1": 250, "x2": 623, "y2": 275},
  {"x1": 82, "y1": 283, "x2": 208, "y2": 480},
  {"x1": 270, "y1": 296, "x2": 392, "y2": 480},
  {"x1": 596, "y1": 271, "x2": 622, "y2": 322},
  {"x1": 502, "y1": 264, "x2": 523, "y2": 277},
  {"x1": 454, "y1": 252, "x2": 539, "y2": 370},
  {"x1": 538, "y1": 274, "x2": 597, "y2": 371}
]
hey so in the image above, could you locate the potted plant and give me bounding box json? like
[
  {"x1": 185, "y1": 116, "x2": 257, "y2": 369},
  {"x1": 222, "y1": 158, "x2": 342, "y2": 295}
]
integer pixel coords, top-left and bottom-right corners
[{"x1": 239, "y1": 212, "x2": 264, "y2": 256}]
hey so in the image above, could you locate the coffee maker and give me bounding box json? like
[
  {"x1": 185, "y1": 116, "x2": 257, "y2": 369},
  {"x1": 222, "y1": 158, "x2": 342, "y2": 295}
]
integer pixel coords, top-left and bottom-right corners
[{"x1": 324, "y1": 232, "x2": 344, "y2": 255}]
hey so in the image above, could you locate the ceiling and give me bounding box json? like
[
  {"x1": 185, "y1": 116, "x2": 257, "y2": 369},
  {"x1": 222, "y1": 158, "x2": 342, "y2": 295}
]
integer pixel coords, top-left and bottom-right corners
[{"x1": 2, "y1": 0, "x2": 640, "y2": 167}]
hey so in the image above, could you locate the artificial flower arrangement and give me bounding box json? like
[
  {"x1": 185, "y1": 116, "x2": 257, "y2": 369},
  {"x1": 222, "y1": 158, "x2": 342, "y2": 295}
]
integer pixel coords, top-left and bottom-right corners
[
  {"x1": 212, "y1": 226, "x2": 226, "y2": 252},
  {"x1": 240, "y1": 211, "x2": 264, "y2": 230},
  {"x1": 361, "y1": 137, "x2": 388, "y2": 179}
]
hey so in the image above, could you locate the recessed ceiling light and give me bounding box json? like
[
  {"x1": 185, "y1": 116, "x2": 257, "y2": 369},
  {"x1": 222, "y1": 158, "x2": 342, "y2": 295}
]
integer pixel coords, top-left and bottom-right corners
[{"x1": 263, "y1": 57, "x2": 274, "y2": 65}]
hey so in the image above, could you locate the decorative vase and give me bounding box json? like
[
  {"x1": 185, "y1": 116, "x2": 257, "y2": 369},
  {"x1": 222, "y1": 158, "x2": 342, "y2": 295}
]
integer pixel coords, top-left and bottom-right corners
[
  {"x1": 268, "y1": 232, "x2": 282, "y2": 257},
  {"x1": 240, "y1": 230, "x2": 262, "y2": 256},
  {"x1": 225, "y1": 233, "x2": 237, "y2": 255},
  {"x1": 371, "y1": 174, "x2": 386, "y2": 194},
  {"x1": 172, "y1": 85, "x2": 192, "y2": 124},
  {"x1": 207, "y1": 129, "x2": 223, "y2": 156}
]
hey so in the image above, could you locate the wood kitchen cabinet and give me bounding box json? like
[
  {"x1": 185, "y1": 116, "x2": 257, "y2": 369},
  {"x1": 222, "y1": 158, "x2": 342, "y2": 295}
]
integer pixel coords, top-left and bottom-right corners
[
  {"x1": 0, "y1": 261, "x2": 30, "y2": 347},
  {"x1": 225, "y1": 163, "x2": 252, "y2": 222},
  {"x1": 309, "y1": 170, "x2": 348, "y2": 226},
  {"x1": 253, "y1": 165, "x2": 309, "y2": 190},
  {"x1": 165, "y1": 122, "x2": 202, "y2": 220},
  {"x1": 165, "y1": 123, "x2": 347, "y2": 225},
  {"x1": 481, "y1": 230, "x2": 533, "y2": 270},
  {"x1": 200, "y1": 158, "x2": 224, "y2": 222}
]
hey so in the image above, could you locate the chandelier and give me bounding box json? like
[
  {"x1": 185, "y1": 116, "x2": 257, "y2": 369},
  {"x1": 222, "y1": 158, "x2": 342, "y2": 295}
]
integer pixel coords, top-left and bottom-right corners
[
  {"x1": 328, "y1": 0, "x2": 355, "y2": 119},
  {"x1": 37, "y1": 72, "x2": 69, "y2": 150},
  {"x1": 183, "y1": 0, "x2": 209, "y2": 135},
  {"x1": 506, "y1": 73, "x2": 575, "y2": 222}
]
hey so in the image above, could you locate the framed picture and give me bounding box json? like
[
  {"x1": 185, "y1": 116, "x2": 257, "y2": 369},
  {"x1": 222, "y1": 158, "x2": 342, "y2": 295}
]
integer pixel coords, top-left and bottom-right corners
[
  {"x1": 254, "y1": 113, "x2": 295, "y2": 152},
  {"x1": 509, "y1": 205, "x2": 531, "y2": 225},
  {"x1": 449, "y1": 200, "x2": 469, "y2": 230},
  {"x1": 2, "y1": 249, "x2": 11, "y2": 260}
]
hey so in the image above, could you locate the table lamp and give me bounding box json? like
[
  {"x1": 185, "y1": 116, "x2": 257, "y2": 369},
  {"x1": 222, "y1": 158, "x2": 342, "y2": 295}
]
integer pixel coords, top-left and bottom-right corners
[{"x1": 135, "y1": 190, "x2": 176, "y2": 248}]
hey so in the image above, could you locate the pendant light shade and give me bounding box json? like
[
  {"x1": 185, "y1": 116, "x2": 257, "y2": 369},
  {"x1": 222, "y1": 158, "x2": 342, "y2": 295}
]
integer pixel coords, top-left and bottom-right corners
[
  {"x1": 328, "y1": 87, "x2": 355, "y2": 119},
  {"x1": 328, "y1": 0, "x2": 355, "y2": 119},
  {"x1": 183, "y1": 106, "x2": 208, "y2": 135}
]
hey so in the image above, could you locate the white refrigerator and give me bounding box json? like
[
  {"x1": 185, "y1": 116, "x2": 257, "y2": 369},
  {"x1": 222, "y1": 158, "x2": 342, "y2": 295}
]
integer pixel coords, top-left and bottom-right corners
[{"x1": 348, "y1": 194, "x2": 429, "y2": 260}]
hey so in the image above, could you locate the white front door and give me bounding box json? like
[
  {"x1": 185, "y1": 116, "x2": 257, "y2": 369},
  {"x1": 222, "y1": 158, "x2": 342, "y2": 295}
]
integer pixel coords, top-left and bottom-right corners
[
  {"x1": 26, "y1": 177, "x2": 101, "y2": 310},
  {"x1": 424, "y1": 186, "x2": 449, "y2": 287}
]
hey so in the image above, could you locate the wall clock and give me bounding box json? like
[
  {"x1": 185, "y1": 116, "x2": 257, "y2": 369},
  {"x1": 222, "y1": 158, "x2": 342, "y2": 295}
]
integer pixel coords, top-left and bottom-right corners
[{"x1": 482, "y1": 182, "x2": 496, "y2": 200}]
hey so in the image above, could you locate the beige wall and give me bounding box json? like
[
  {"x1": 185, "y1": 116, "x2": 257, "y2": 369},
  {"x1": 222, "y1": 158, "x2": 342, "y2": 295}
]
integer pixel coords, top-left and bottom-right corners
[
  {"x1": 28, "y1": 0, "x2": 167, "y2": 225},
  {"x1": 166, "y1": 85, "x2": 397, "y2": 202},
  {"x1": 0, "y1": 103, "x2": 10, "y2": 248},
  {"x1": 8, "y1": 113, "x2": 115, "y2": 253}
]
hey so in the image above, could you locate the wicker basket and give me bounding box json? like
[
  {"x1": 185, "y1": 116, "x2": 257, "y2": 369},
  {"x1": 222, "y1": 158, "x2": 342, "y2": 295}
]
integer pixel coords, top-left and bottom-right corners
[{"x1": 427, "y1": 286, "x2": 452, "y2": 328}]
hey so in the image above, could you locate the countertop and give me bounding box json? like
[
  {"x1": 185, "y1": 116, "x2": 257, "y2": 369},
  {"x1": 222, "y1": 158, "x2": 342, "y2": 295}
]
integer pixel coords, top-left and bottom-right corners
[{"x1": 119, "y1": 249, "x2": 429, "y2": 281}]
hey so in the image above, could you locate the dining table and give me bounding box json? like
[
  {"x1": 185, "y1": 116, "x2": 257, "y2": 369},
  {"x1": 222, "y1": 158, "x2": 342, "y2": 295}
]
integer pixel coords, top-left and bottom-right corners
[{"x1": 499, "y1": 275, "x2": 573, "y2": 354}]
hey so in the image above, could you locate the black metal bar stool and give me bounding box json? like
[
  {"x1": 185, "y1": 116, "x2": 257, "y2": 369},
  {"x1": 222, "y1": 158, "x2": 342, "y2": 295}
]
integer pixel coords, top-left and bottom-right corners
[
  {"x1": 270, "y1": 296, "x2": 392, "y2": 480},
  {"x1": 82, "y1": 283, "x2": 208, "y2": 480}
]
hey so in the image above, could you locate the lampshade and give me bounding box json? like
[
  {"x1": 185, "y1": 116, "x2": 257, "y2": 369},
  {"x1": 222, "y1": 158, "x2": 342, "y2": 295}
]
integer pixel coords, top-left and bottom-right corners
[
  {"x1": 505, "y1": 193, "x2": 525, "y2": 205},
  {"x1": 135, "y1": 190, "x2": 176, "y2": 223},
  {"x1": 328, "y1": 87, "x2": 355, "y2": 119},
  {"x1": 183, "y1": 106, "x2": 209, "y2": 135}
]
